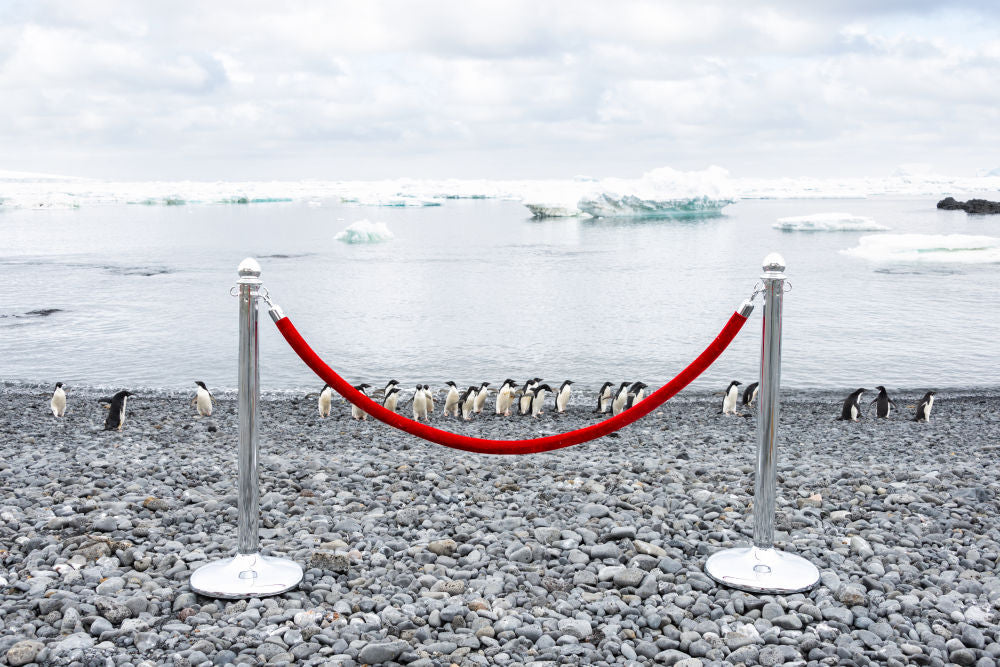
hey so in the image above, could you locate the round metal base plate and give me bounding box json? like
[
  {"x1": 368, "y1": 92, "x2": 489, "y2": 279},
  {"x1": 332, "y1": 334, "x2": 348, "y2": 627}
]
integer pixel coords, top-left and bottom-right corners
[
  {"x1": 705, "y1": 546, "x2": 819, "y2": 594},
  {"x1": 190, "y1": 553, "x2": 303, "y2": 599}
]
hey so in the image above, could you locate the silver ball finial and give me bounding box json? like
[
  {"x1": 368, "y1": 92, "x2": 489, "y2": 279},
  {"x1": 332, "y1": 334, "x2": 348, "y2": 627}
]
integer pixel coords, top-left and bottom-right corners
[
  {"x1": 762, "y1": 252, "x2": 786, "y2": 275},
  {"x1": 238, "y1": 257, "x2": 261, "y2": 278}
]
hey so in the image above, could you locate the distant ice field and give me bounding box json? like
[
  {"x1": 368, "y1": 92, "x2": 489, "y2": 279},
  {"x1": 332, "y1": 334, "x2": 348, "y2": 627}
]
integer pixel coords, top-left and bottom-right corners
[{"x1": 2, "y1": 194, "x2": 999, "y2": 393}]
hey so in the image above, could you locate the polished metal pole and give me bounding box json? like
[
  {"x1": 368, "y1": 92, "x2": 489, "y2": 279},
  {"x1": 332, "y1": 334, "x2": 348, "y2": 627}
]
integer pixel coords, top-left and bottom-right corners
[
  {"x1": 190, "y1": 258, "x2": 303, "y2": 599},
  {"x1": 237, "y1": 261, "x2": 261, "y2": 555},
  {"x1": 705, "y1": 253, "x2": 819, "y2": 594},
  {"x1": 752, "y1": 256, "x2": 783, "y2": 548}
]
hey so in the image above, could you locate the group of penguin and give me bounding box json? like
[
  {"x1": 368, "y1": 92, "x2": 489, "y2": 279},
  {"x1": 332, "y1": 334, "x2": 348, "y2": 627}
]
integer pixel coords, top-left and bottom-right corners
[
  {"x1": 720, "y1": 381, "x2": 937, "y2": 422},
  {"x1": 317, "y1": 379, "x2": 657, "y2": 421},
  {"x1": 320, "y1": 379, "x2": 581, "y2": 421},
  {"x1": 46, "y1": 381, "x2": 216, "y2": 431},
  {"x1": 838, "y1": 386, "x2": 936, "y2": 422},
  {"x1": 46, "y1": 378, "x2": 937, "y2": 431}
]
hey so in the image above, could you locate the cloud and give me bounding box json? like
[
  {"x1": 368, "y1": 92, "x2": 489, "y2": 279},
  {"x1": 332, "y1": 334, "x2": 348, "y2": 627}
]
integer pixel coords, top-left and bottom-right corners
[{"x1": 0, "y1": 1, "x2": 998, "y2": 179}]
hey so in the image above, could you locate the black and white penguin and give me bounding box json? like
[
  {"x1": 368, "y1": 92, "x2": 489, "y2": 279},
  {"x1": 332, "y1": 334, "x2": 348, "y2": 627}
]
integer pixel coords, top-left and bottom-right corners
[
  {"x1": 531, "y1": 384, "x2": 553, "y2": 418},
  {"x1": 412, "y1": 384, "x2": 428, "y2": 421},
  {"x1": 50, "y1": 382, "x2": 67, "y2": 417},
  {"x1": 192, "y1": 381, "x2": 216, "y2": 417},
  {"x1": 722, "y1": 381, "x2": 742, "y2": 415},
  {"x1": 870, "y1": 386, "x2": 898, "y2": 419},
  {"x1": 460, "y1": 386, "x2": 477, "y2": 421},
  {"x1": 473, "y1": 382, "x2": 490, "y2": 414},
  {"x1": 383, "y1": 379, "x2": 399, "y2": 397},
  {"x1": 318, "y1": 384, "x2": 334, "y2": 418},
  {"x1": 495, "y1": 379, "x2": 516, "y2": 416},
  {"x1": 443, "y1": 381, "x2": 460, "y2": 417},
  {"x1": 742, "y1": 382, "x2": 759, "y2": 408},
  {"x1": 518, "y1": 381, "x2": 537, "y2": 416},
  {"x1": 914, "y1": 391, "x2": 936, "y2": 422},
  {"x1": 103, "y1": 390, "x2": 134, "y2": 431},
  {"x1": 626, "y1": 382, "x2": 648, "y2": 409},
  {"x1": 611, "y1": 382, "x2": 631, "y2": 416},
  {"x1": 351, "y1": 384, "x2": 371, "y2": 420},
  {"x1": 555, "y1": 380, "x2": 573, "y2": 413},
  {"x1": 594, "y1": 382, "x2": 614, "y2": 414},
  {"x1": 382, "y1": 386, "x2": 400, "y2": 413},
  {"x1": 423, "y1": 385, "x2": 436, "y2": 415},
  {"x1": 837, "y1": 388, "x2": 866, "y2": 421}
]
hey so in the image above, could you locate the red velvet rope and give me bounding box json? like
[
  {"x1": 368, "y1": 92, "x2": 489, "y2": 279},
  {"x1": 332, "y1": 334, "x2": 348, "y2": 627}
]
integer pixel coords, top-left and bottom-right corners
[{"x1": 274, "y1": 310, "x2": 747, "y2": 455}]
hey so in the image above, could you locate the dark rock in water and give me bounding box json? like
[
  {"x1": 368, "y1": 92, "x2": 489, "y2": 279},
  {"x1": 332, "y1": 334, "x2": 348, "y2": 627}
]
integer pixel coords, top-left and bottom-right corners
[{"x1": 937, "y1": 197, "x2": 1000, "y2": 214}]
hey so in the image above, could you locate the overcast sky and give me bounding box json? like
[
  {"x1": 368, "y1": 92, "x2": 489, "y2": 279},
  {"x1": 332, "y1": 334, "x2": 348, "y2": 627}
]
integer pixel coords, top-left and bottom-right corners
[{"x1": 1, "y1": 1, "x2": 998, "y2": 181}]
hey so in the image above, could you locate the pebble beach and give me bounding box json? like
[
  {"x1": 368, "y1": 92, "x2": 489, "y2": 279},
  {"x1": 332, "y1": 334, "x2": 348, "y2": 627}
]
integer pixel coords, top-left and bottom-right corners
[{"x1": 1, "y1": 384, "x2": 998, "y2": 667}]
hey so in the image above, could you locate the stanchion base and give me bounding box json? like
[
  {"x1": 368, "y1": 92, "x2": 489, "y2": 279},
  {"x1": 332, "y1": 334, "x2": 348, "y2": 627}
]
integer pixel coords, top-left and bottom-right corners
[
  {"x1": 705, "y1": 546, "x2": 819, "y2": 594},
  {"x1": 190, "y1": 553, "x2": 303, "y2": 599}
]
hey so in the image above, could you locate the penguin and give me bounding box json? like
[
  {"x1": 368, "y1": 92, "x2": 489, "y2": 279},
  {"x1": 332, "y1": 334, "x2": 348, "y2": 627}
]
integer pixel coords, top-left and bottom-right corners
[
  {"x1": 495, "y1": 379, "x2": 516, "y2": 416},
  {"x1": 50, "y1": 382, "x2": 67, "y2": 417},
  {"x1": 837, "y1": 388, "x2": 866, "y2": 421},
  {"x1": 351, "y1": 384, "x2": 371, "y2": 420},
  {"x1": 318, "y1": 384, "x2": 334, "y2": 418},
  {"x1": 192, "y1": 381, "x2": 216, "y2": 417},
  {"x1": 531, "y1": 384, "x2": 553, "y2": 418},
  {"x1": 383, "y1": 379, "x2": 399, "y2": 397},
  {"x1": 870, "y1": 385, "x2": 898, "y2": 419},
  {"x1": 914, "y1": 391, "x2": 936, "y2": 422},
  {"x1": 473, "y1": 382, "x2": 490, "y2": 414},
  {"x1": 103, "y1": 390, "x2": 133, "y2": 431},
  {"x1": 423, "y1": 385, "x2": 436, "y2": 415},
  {"x1": 443, "y1": 381, "x2": 460, "y2": 417},
  {"x1": 611, "y1": 382, "x2": 631, "y2": 416},
  {"x1": 518, "y1": 383, "x2": 536, "y2": 416},
  {"x1": 382, "y1": 386, "x2": 400, "y2": 413},
  {"x1": 555, "y1": 380, "x2": 573, "y2": 413},
  {"x1": 722, "y1": 381, "x2": 742, "y2": 415},
  {"x1": 626, "y1": 382, "x2": 648, "y2": 409},
  {"x1": 412, "y1": 384, "x2": 428, "y2": 421},
  {"x1": 594, "y1": 382, "x2": 614, "y2": 414},
  {"x1": 460, "y1": 386, "x2": 477, "y2": 421},
  {"x1": 742, "y1": 382, "x2": 759, "y2": 408}
]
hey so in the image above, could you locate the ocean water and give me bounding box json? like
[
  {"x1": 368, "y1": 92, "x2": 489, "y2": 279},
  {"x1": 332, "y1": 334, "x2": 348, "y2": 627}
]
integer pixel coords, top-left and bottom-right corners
[{"x1": 2, "y1": 195, "x2": 999, "y2": 394}]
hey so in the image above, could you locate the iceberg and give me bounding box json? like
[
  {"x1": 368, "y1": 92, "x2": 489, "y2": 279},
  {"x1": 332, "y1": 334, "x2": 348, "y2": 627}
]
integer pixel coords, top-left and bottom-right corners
[
  {"x1": 774, "y1": 213, "x2": 888, "y2": 232},
  {"x1": 578, "y1": 194, "x2": 732, "y2": 219},
  {"x1": 842, "y1": 234, "x2": 1000, "y2": 264},
  {"x1": 335, "y1": 219, "x2": 395, "y2": 244},
  {"x1": 524, "y1": 203, "x2": 583, "y2": 218},
  {"x1": 576, "y1": 166, "x2": 735, "y2": 219}
]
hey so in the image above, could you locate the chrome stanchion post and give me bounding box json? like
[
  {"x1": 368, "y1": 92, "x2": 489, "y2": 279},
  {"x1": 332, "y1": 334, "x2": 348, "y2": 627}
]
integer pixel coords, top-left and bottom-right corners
[
  {"x1": 705, "y1": 253, "x2": 820, "y2": 594},
  {"x1": 190, "y1": 258, "x2": 303, "y2": 599}
]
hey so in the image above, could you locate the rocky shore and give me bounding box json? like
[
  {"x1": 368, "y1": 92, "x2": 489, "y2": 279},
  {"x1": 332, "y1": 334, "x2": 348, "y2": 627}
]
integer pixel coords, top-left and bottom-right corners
[{"x1": 0, "y1": 384, "x2": 998, "y2": 666}]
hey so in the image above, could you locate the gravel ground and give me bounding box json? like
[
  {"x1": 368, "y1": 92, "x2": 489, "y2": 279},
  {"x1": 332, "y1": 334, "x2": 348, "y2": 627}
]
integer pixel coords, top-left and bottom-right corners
[{"x1": 0, "y1": 383, "x2": 998, "y2": 667}]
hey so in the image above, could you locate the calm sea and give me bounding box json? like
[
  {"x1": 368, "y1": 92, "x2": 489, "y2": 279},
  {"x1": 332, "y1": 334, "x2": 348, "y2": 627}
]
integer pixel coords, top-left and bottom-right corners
[{"x1": 3, "y1": 196, "x2": 999, "y2": 394}]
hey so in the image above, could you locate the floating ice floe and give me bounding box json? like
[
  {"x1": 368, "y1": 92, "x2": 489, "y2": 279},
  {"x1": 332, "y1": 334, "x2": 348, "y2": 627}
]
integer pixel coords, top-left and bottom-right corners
[
  {"x1": 335, "y1": 219, "x2": 395, "y2": 244},
  {"x1": 577, "y1": 166, "x2": 736, "y2": 219},
  {"x1": 774, "y1": 213, "x2": 888, "y2": 232},
  {"x1": 525, "y1": 203, "x2": 583, "y2": 218},
  {"x1": 842, "y1": 234, "x2": 1000, "y2": 264},
  {"x1": 342, "y1": 195, "x2": 442, "y2": 207}
]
